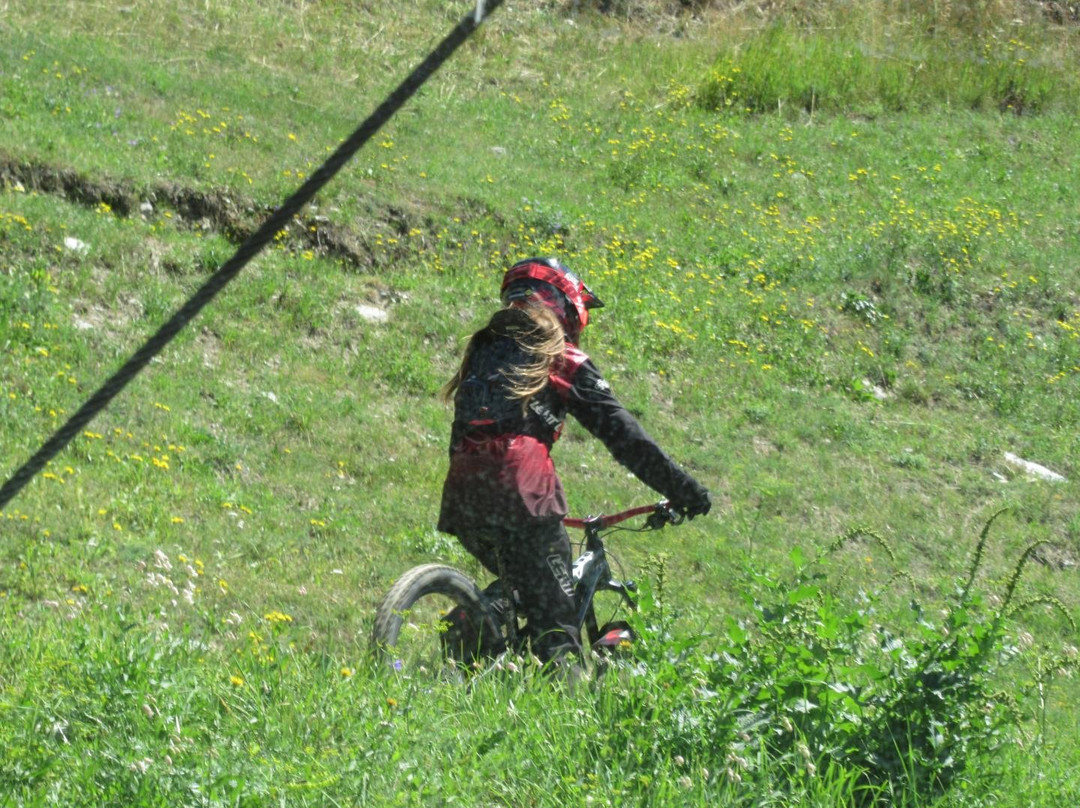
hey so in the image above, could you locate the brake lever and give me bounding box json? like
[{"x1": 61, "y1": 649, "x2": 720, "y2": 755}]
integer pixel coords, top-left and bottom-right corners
[{"x1": 646, "y1": 501, "x2": 684, "y2": 529}]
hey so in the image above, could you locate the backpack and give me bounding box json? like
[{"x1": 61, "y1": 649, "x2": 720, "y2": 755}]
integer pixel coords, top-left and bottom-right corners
[{"x1": 452, "y1": 332, "x2": 535, "y2": 434}]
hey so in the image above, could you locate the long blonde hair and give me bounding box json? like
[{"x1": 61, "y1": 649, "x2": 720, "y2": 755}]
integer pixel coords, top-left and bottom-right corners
[{"x1": 442, "y1": 304, "x2": 565, "y2": 405}]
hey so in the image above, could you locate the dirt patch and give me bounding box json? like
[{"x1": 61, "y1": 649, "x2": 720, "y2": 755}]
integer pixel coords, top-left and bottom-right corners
[
  {"x1": 1038, "y1": 0, "x2": 1080, "y2": 23},
  {"x1": 1033, "y1": 542, "x2": 1080, "y2": 571},
  {"x1": 195, "y1": 326, "x2": 224, "y2": 369},
  {"x1": 152, "y1": 181, "x2": 260, "y2": 239},
  {"x1": 0, "y1": 151, "x2": 422, "y2": 270},
  {"x1": 0, "y1": 155, "x2": 138, "y2": 216}
]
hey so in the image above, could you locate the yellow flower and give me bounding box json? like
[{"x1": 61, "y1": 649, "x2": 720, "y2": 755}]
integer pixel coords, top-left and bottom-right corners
[{"x1": 230, "y1": 675, "x2": 244, "y2": 687}]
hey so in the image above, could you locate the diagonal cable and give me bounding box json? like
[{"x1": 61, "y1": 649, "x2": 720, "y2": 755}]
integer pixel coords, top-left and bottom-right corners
[{"x1": 0, "y1": 0, "x2": 504, "y2": 512}]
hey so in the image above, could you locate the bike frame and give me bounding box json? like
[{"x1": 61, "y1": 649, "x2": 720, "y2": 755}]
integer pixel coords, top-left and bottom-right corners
[
  {"x1": 566, "y1": 503, "x2": 664, "y2": 640},
  {"x1": 479, "y1": 500, "x2": 679, "y2": 657}
]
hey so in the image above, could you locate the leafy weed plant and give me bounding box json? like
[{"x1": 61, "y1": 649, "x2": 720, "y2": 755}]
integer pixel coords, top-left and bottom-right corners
[{"x1": 615, "y1": 514, "x2": 1078, "y2": 805}]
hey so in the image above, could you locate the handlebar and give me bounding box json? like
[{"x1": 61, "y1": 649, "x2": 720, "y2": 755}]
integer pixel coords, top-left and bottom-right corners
[{"x1": 563, "y1": 500, "x2": 683, "y2": 532}]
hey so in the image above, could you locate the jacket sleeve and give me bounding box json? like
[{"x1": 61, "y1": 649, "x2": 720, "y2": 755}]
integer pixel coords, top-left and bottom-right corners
[{"x1": 565, "y1": 358, "x2": 708, "y2": 506}]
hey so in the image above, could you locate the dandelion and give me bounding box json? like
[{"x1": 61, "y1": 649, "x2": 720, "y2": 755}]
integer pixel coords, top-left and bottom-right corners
[{"x1": 230, "y1": 675, "x2": 244, "y2": 686}]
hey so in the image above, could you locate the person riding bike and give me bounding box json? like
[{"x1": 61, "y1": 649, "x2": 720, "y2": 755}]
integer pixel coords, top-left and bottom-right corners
[{"x1": 437, "y1": 257, "x2": 711, "y2": 663}]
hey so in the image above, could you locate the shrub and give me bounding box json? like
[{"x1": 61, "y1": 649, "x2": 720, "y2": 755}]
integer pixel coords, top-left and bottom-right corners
[{"x1": 616, "y1": 514, "x2": 1078, "y2": 804}]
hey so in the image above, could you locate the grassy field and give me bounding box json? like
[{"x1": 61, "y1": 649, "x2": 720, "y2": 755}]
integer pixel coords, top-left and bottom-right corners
[{"x1": 2, "y1": 1, "x2": 1079, "y2": 804}]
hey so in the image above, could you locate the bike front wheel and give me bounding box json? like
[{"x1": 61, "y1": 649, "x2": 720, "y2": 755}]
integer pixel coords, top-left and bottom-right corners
[{"x1": 371, "y1": 563, "x2": 503, "y2": 676}]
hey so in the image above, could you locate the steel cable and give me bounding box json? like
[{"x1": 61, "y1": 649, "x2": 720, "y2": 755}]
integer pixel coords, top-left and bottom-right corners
[{"x1": 0, "y1": 0, "x2": 504, "y2": 512}]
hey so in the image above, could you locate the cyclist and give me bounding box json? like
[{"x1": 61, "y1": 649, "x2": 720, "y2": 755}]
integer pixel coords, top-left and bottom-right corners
[{"x1": 438, "y1": 257, "x2": 711, "y2": 663}]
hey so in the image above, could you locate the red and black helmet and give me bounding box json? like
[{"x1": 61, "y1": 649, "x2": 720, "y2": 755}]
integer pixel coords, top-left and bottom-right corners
[{"x1": 500, "y1": 257, "x2": 604, "y2": 341}]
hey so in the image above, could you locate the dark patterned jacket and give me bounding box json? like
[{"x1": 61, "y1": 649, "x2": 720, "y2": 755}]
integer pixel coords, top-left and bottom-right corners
[{"x1": 438, "y1": 328, "x2": 708, "y2": 535}]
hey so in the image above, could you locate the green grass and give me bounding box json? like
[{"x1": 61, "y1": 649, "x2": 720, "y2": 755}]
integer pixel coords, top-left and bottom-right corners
[
  {"x1": 2, "y1": 0, "x2": 1079, "y2": 804},
  {"x1": 698, "y1": 14, "x2": 1076, "y2": 116}
]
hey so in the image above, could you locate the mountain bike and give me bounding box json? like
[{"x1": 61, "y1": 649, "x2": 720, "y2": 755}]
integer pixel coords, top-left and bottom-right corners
[{"x1": 371, "y1": 500, "x2": 683, "y2": 674}]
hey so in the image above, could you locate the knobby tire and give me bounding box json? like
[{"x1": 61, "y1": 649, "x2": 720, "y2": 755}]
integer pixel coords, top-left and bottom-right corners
[{"x1": 371, "y1": 563, "x2": 500, "y2": 674}]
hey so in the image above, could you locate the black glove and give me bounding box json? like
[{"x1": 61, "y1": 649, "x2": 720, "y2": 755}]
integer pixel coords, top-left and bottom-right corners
[{"x1": 672, "y1": 485, "x2": 711, "y2": 520}]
